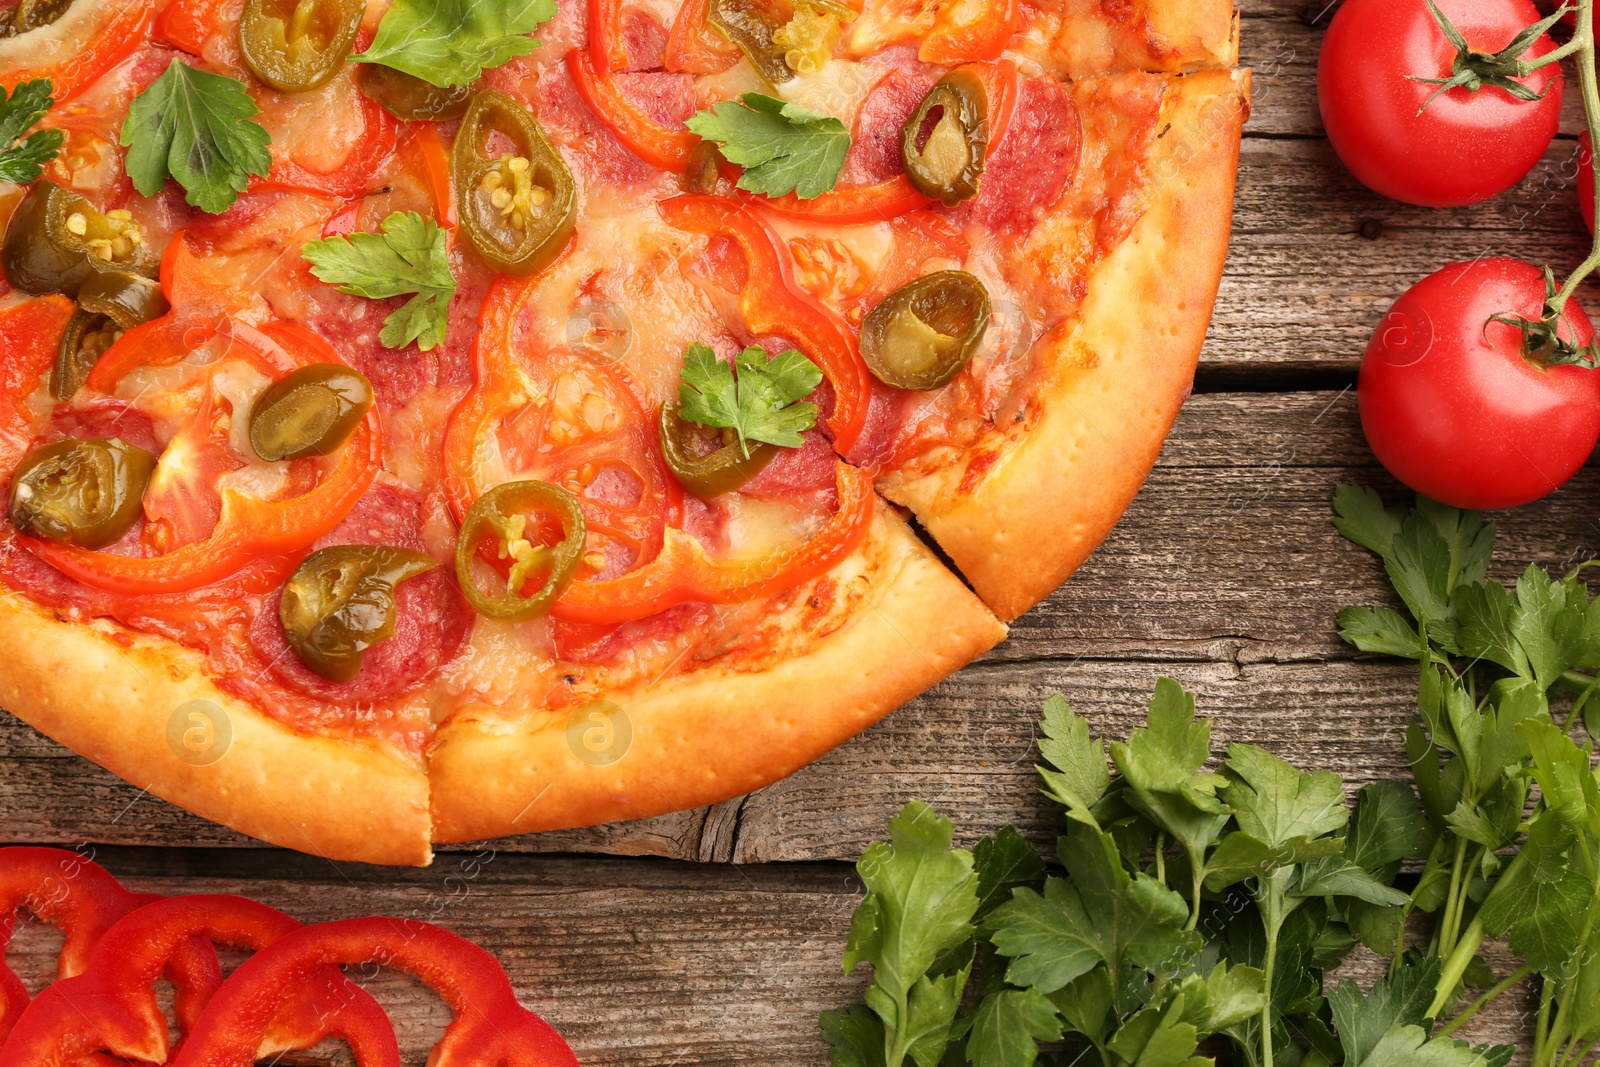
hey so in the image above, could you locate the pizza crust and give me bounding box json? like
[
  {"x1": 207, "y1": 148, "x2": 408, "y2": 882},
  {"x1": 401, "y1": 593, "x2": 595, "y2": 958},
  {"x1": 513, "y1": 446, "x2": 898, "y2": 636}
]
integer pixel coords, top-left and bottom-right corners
[
  {"x1": 427, "y1": 500, "x2": 1006, "y2": 843},
  {"x1": 0, "y1": 589, "x2": 434, "y2": 865},
  {"x1": 880, "y1": 68, "x2": 1250, "y2": 621},
  {"x1": 1143, "y1": 0, "x2": 1240, "y2": 73}
]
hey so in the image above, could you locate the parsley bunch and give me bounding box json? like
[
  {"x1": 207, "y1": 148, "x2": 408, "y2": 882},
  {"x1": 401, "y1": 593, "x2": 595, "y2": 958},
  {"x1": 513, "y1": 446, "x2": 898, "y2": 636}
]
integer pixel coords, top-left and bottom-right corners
[
  {"x1": 1335, "y1": 485, "x2": 1600, "y2": 1067},
  {"x1": 824, "y1": 680, "x2": 1510, "y2": 1067}
]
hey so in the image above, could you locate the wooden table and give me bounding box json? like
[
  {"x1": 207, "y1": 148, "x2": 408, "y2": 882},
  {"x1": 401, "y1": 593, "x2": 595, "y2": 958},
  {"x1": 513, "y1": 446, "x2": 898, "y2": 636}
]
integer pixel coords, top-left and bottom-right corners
[{"x1": 4, "y1": 1, "x2": 1589, "y2": 1059}]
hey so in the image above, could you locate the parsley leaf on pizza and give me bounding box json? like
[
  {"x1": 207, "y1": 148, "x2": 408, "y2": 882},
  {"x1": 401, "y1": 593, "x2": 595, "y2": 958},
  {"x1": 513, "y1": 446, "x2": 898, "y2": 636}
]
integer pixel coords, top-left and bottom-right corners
[
  {"x1": 0, "y1": 80, "x2": 64, "y2": 185},
  {"x1": 121, "y1": 61, "x2": 272, "y2": 215},
  {"x1": 684, "y1": 93, "x2": 849, "y2": 200},
  {"x1": 354, "y1": 0, "x2": 558, "y2": 88},
  {"x1": 301, "y1": 212, "x2": 457, "y2": 352},
  {"x1": 676, "y1": 342, "x2": 824, "y2": 457}
]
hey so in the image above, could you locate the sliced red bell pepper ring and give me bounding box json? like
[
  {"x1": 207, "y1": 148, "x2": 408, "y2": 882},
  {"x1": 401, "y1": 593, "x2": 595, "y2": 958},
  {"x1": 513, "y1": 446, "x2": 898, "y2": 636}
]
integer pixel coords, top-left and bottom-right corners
[
  {"x1": 567, "y1": 49, "x2": 699, "y2": 173},
  {"x1": 552, "y1": 458, "x2": 875, "y2": 624},
  {"x1": 658, "y1": 193, "x2": 870, "y2": 452},
  {"x1": 29, "y1": 318, "x2": 382, "y2": 594},
  {"x1": 919, "y1": 0, "x2": 1020, "y2": 64},
  {"x1": 0, "y1": 894, "x2": 397, "y2": 1067},
  {"x1": 168, "y1": 916, "x2": 578, "y2": 1067},
  {"x1": 0, "y1": 847, "x2": 220, "y2": 1045},
  {"x1": 2, "y1": 0, "x2": 157, "y2": 103},
  {"x1": 254, "y1": 94, "x2": 400, "y2": 201},
  {"x1": 664, "y1": 0, "x2": 741, "y2": 74}
]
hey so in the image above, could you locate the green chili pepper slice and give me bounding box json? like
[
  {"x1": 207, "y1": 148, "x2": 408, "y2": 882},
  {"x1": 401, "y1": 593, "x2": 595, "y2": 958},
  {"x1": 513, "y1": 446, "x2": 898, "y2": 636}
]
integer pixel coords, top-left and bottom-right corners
[
  {"x1": 659, "y1": 402, "x2": 776, "y2": 497},
  {"x1": 50, "y1": 270, "x2": 171, "y2": 400},
  {"x1": 901, "y1": 67, "x2": 990, "y2": 207},
  {"x1": 453, "y1": 90, "x2": 577, "y2": 277},
  {"x1": 240, "y1": 0, "x2": 364, "y2": 93},
  {"x1": 707, "y1": 0, "x2": 793, "y2": 85},
  {"x1": 2, "y1": 182, "x2": 158, "y2": 298},
  {"x1": 279, "y1": 545, "x2": 440, "y2": 681},
  {"x1": 454, "y1": 480, "x2": 587, "y2": 622},
  {"x1": 2, "y1": 0, "x2": 71, "y2": 36},
  {"x1": 357, "y1": 63, "x2": 472, "y2": 121},
  {"x1": 8, "y1": 438, "x2": 156, "y2": 548},
  {"x1": 249, "y1": 363, "x2": 375, "y2": 462},
  {"x1": 859, "y1": 270, "x2": 991, "y2": 391},
  {"x1": 680, "y1": 140, "x2": 727, "y2": 195}
]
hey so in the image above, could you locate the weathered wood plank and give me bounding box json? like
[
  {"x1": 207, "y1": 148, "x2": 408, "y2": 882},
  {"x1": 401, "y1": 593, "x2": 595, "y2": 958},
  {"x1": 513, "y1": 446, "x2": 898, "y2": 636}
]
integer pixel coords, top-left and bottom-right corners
[
  {"x1": 3, "y1": 393, "x2": 1594, "y2": 862},
  {"x1": 0, "y1": 848, "x2": 1534, "y2": 1064}
]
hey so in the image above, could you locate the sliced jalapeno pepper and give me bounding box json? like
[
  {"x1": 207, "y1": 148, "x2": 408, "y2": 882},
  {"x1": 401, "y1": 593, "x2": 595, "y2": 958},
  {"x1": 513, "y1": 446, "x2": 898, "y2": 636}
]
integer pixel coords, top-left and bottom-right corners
[
  {"x1": 8, "y1": 438, "x2": 156, "y2": 549},
  {"x1": 707, "y1": 0, "x2": 792, "y2": 84},
  {"x1": 279, "y1": 545, "x2": 440, "y2": 681},
  {"x1": 680, "y1": 140, "x2": 727, "y2": 195},
  {"x1": 453, "y1": 90, "x2": 577, "y2": 277},
  {"x1": 454, "y1": 480, "x2": 586, "y2": 622},
  {"x1": 50, "y1": 270, "x2": 171, "y2": 400},
  {"x1": 659, "y1": 402, "x2": 776, "y2": 497},
  {"x1": 3, "y1": 0, "x2": 71, "y2": 36},
  {"x1": 2, "y1": 183, "x2": 157, "y2": 298},
  {"x1": 240, "y1": 0, "x2": 364, "y2": 93},
  {"x1": 859, "y1": 270, "x2": 991, "y2": 391},
  {"x1": 357, "y1": 63, "x2": 472, "y2": 121},
  {"x1": 249, "y1": 363, "x2": 375, "y2": 462},
  {"x1": 901, "y1": 67, "x2": 990, "y2": 207}
]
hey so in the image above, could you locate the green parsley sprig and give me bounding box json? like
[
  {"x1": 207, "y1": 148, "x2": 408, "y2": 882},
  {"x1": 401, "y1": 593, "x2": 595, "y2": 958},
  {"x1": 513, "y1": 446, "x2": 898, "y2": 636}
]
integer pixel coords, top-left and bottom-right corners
[
  {"x1": 1335, "y1": 485, "x2": 1600, "y2": 1067},
  {"x1": 676, "y1": 342, "x2": 824, "y2": 456},
  {"x1": 122, "y1": 60, "x2": 272, "y2": 214},
  {"x1": 685, "y1": 93, "x2": 850, "y2": 200},
  {"x1": 0, "y1": 79, "x2": 64, "y2": 185},
  {"x1": 354, "y1": 0, "x2": 557, "y2": 88},
  {"x1": 824, "y1": 680, "x2": 1512, "y2": 1067},
  {"x1": 301, "y1": 212, "x2": 457, "y2": 352}
]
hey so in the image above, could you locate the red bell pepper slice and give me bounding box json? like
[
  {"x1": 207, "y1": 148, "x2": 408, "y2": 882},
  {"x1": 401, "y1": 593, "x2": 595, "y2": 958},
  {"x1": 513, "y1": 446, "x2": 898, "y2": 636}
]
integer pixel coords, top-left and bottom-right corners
[
  {"x1": 153, "y1": 0, "x2": 221, "y2": 56},
  {"x1": 664, "y1": 0, "x2": 741, "y2": 74},
  {"x1": 1, "y1": 0, "x2": 157, "y2": 104},
  {"x1": 0, "y1": 298, "x2": 73, "y2": 476},
  {"x1": 748, "y1": 176, "x2": 932, "y2": 225},
  {"x1": 0, "y1": 847, "x2": 220, "y2": 1046},
  {"x1": 25, "y1": 289, "x2": 381, "y2": 594},
  {"x1": 553, "y1": 460, "x2": 875, "y2": 624},
  {"x1": 0, "y1": 895, "x2": 396, "y2": 1067},
  {"x1": 253, "y1": 95, "x2": 400, "y2": 201},
  {"x1": 588, "y1": 0, "x2": 632, "y2": 72},
  {"x1": 168, "y1": 916, "x2": 578, "y2": 1067},
  {"x1": 567, "y1": 49, "x2": 699, "y2": 173},
  {"x1": 919, "y1": 0, "x2": 1020, "y2": 64},
  {"x1": 658, "y1": 193, "x2": 870, "y2": 452}
]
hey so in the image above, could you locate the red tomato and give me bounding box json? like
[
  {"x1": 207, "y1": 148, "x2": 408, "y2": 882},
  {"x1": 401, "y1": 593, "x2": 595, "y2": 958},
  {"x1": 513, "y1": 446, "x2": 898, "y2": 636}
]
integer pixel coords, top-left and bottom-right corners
[
  {"x1": 1580, "y1": 131, "x2": 1594, "y2": 233},
  {"x1": 1360, "y1": 258, "x2": 1600, "y2": 510},
  {"x1": 1319, "y1": 0, "x2": 1563, "y2": 208}
]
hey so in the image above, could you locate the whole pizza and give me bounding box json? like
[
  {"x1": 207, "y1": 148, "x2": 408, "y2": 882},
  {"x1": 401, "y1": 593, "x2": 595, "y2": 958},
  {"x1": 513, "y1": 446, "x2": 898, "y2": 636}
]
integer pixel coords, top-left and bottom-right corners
[{"x1": 0, "y1": 0, "x2": 1247, "y2": 865}]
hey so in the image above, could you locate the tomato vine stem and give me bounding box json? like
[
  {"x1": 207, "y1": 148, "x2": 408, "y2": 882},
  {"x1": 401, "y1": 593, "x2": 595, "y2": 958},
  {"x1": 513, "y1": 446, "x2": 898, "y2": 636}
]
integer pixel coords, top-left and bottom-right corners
[{"x1": 1546, "y1": 0, "x2": 1600, "y2": 321}]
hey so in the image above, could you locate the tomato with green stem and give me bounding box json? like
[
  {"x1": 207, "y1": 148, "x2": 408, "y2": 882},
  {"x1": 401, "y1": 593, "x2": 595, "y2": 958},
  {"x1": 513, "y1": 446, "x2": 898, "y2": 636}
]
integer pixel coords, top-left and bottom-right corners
[
  {"x1": 1359, "y1": 257, "x2": 1600, "y2": 509},
  {"x1": 1319, "y1": 0, "x2": 1567, "y2": 207}
]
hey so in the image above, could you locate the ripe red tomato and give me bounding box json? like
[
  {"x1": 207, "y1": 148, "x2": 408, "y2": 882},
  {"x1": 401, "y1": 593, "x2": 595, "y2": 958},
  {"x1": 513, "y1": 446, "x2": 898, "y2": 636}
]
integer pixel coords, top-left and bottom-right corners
[
  {"x1": 1319, "y1": 0, "x2": 1563, "y2": 208},
  {"x1": 1360, "y1": 258, "x2": 1600, "y2": 510}
]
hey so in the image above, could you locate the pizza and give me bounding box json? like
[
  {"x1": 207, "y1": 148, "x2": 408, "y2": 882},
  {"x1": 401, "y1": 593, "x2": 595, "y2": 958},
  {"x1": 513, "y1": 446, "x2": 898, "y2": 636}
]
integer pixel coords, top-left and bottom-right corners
[{"x1": 0, "y1": 0, "x2": 1248, "y2": 865}]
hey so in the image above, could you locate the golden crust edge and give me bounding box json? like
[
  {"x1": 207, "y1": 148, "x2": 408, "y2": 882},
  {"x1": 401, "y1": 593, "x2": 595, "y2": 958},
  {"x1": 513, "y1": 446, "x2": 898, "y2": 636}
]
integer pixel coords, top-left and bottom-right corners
[
  {"x1": 0, "y1": 589, "x2": 434, "y2": 866},
  {"x1": 1146, "y1": 0, "x2": 1242, "y2": 72},
  {"x1": 426, "y1": 500, "x2": 1006, "y2": 843},
  {"x1": 882, "y1": 67, "x2": 1250, "y2": 621}
]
